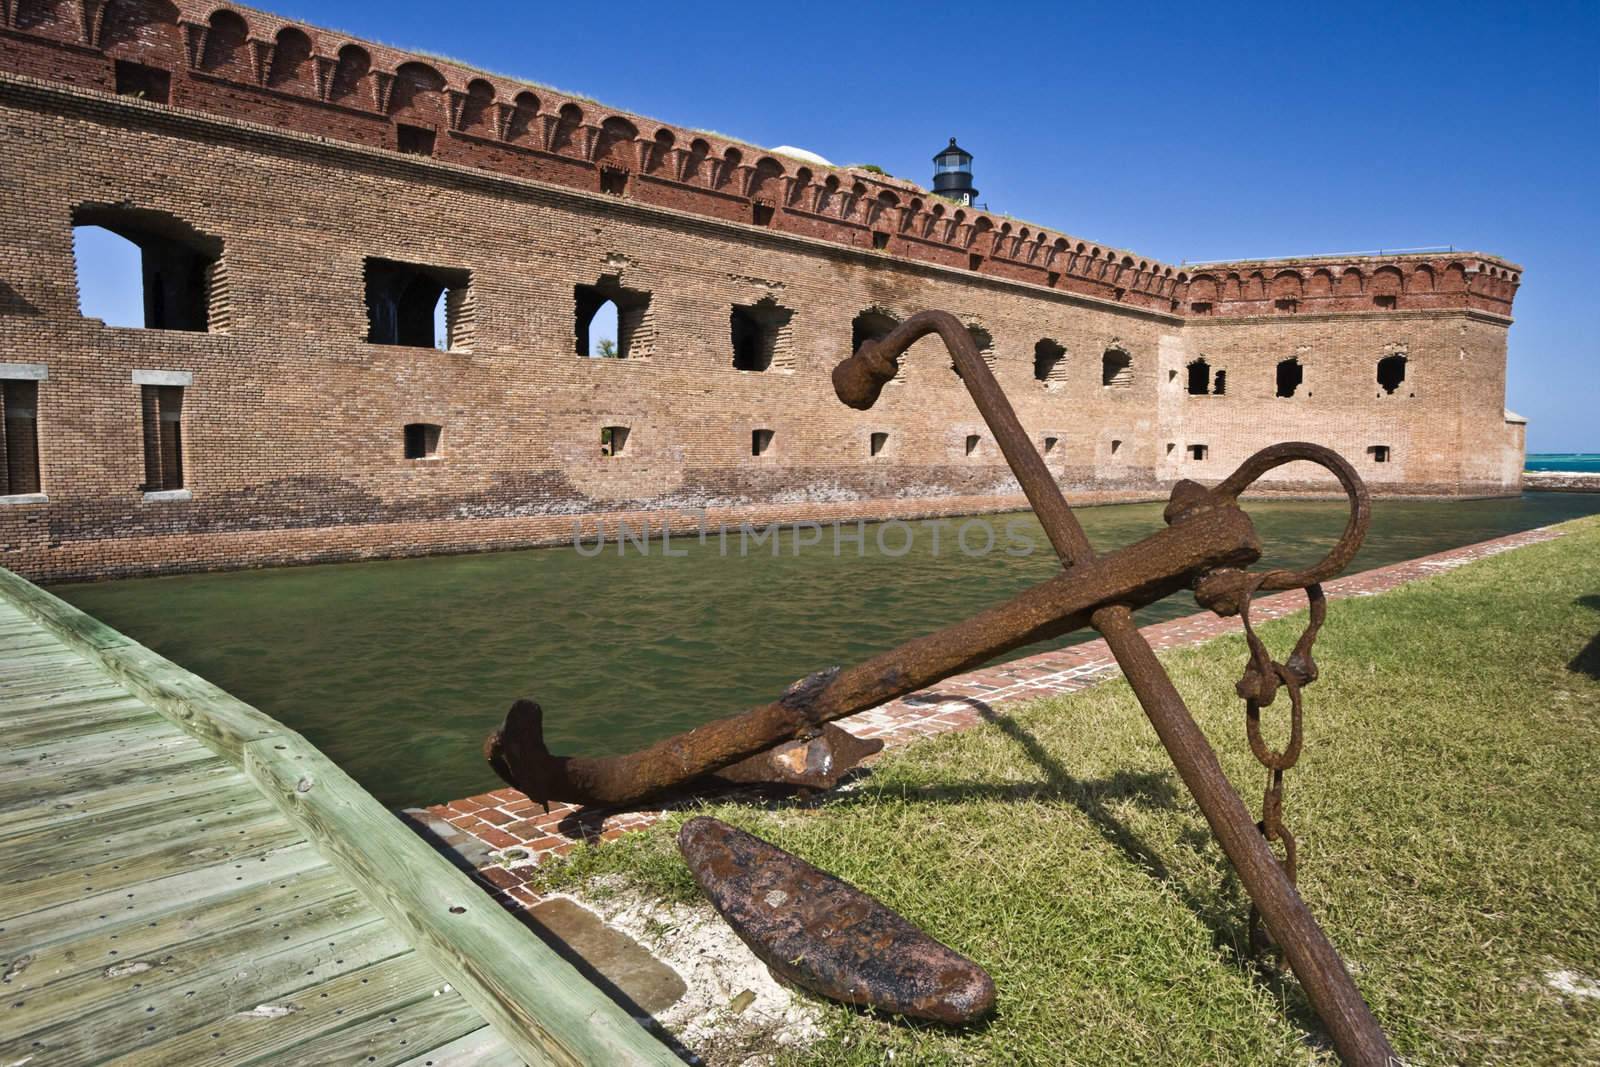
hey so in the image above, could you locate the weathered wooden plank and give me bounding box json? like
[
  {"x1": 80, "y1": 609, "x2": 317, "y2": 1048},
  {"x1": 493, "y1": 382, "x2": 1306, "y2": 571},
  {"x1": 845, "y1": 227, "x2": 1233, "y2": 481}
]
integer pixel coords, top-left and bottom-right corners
[
  {"x1": 0, "y1": 569, "x2": 284, "y2": 758},
  {"x1": 3, "y1": 866, "x2": 354, "y2": 997},
  {"x1": 0, "y1": 725, "x2": 196, "y2": 781},
  {"x1": 1, "y1": 817, "x2": 307, "y2": 922},
  {"x1": 5, "y1": 702, "x2": 162, "y2": 747},
  {"x1": 0, "y1": 762, "x2": 239, "y2": 837},
  {"x1": 246, "y1": 739, "x2": 679, "y2": 1067},
  {"x1": 393, "y1": 1024, "x2": 525, "y2": 1067},
  {"x1": 2, "y1": 918, "x2": 416, "y2": 1067},
  {"x1": 0, "y1": 777, "x2": 261, "y2": 863},
  {"x1": 231, "y1": 979, "x2": 491, "y2": 1067},
  {"x1": 0, "y1": 743, "x2": 224, "y2": 813},
  {"x1": 0, "y1": 840, "x2": 325, "y2": 952}
]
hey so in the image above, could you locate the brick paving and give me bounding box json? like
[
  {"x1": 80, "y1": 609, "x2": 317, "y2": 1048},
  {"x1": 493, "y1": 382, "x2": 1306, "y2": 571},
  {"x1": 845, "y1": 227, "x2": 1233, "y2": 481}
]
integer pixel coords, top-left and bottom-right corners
[{"x1": 416, "y1": 522, "x2": 1565, "y2": 911}]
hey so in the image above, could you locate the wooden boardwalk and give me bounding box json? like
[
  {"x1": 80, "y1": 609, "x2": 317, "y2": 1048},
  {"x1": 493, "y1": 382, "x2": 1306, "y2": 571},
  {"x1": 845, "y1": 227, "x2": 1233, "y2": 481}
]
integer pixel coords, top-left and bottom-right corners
[{"x1": 0, "y1": 570, "x2": 677, "y2": 1067}]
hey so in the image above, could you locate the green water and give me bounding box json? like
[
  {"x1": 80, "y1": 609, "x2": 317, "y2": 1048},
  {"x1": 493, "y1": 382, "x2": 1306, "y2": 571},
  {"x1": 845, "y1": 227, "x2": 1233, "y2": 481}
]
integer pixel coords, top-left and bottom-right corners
[{"x1": 50, "y1": 493, "x2": 1600, "y2": 808}]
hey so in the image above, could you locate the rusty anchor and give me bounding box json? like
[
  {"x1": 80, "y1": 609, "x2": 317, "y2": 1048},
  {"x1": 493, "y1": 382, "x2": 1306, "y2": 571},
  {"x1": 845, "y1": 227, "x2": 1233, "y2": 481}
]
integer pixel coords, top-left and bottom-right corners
[{"x1": 486, "y1": 309, "x2": 1394, "y2": 1063}]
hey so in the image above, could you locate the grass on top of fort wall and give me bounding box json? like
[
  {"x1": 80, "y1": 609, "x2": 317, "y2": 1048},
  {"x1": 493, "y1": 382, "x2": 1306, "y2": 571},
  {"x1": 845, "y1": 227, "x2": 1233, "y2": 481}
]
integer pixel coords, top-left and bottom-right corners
[{"x1": 534, "y1": 516, "x2": 1600, "y2": 1066}]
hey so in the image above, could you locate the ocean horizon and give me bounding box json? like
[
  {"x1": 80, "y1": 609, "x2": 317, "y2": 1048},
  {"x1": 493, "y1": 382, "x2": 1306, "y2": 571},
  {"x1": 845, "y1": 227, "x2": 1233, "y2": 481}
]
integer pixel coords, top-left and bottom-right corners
[{"x1": 1526, "y1": 453, "x2": 1600, "y2": 473}]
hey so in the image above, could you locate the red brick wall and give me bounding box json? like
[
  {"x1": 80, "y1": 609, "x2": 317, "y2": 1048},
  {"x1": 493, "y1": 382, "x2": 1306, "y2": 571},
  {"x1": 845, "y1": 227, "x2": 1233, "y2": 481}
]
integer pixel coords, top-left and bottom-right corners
[{"x1": 0, "y1": 4, "x2": 1525, "y2": 582}]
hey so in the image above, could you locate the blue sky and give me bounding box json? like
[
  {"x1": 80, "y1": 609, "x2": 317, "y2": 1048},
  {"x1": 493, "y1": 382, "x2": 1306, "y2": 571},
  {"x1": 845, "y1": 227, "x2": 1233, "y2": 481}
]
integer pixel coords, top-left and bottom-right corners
[{"x1": 115, "y1": 0, "x2": 1600, "y2": 448}]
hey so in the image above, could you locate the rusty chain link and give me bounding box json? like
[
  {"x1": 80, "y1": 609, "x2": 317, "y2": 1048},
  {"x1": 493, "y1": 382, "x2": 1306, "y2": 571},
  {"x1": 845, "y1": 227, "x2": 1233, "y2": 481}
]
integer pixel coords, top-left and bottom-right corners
[{"x1": 1232, "y1": 574, "x2": 1327, "y2": 957}]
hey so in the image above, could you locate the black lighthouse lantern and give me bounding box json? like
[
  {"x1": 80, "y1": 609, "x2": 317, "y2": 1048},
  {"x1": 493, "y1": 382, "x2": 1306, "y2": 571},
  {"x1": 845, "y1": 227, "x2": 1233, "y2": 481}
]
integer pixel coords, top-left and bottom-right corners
[{"x1": 931, "y1": 138, "x2": 978, "y2": 206}]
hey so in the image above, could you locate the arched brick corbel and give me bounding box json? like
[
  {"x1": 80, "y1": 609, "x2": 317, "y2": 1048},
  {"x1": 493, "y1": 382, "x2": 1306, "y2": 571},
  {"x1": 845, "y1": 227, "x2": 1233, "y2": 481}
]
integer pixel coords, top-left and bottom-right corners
[
  {"x1": 667, "y1": 148, "x2": 691, "y2": 183},
  {"x1": 734, "y1": 164, "x2": 756, "y2": 198},
  {"x1": 371, "y1": 69, "x2": 396, "y2": 113},
  {"x1": 704, "y1": 155, "x2": 727, "y2": 190},
  {"x1": 80, "y1": 0, "x2": 109, "y2": 47},
  {"x1": 630, "y1": 136, "x2": 654, "y2": 173},
  {"x1": 180, "y1": 20, "x2": 208, "y2": 69},
  {"x1": 493, "y1": 101, "x2": 516, "y2": 140},
  {"x1": 248, "y1": 38, "x2": 274, "y2": 85},
  {"x1": 577, "y1": 124, "x2": 602, "y2": 162},
  {"x1": 446, "y1": 89, "x2": 470, "y2": 131},
  {"x1": 536, "y1": 112, "x2": 560, "y2": 152},
  {"x1": 773, "y1": 175, "x2": 796, "y2": 207},
  {"x1": 312, "y1": 54, "x2": 336, "y2": 101}
]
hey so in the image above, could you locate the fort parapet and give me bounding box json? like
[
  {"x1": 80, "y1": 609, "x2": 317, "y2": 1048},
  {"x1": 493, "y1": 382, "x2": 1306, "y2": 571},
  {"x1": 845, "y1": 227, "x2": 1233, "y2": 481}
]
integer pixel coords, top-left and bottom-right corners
[{"x1": 0, "y1": 1, "x2": 1527, "y2": 580}]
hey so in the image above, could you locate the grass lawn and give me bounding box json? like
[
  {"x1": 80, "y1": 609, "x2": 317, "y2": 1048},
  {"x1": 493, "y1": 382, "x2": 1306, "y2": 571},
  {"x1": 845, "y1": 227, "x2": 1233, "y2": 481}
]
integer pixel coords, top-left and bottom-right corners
[{"x1": 535, "y1": 516, "x2": 1600, "y2": 1065}]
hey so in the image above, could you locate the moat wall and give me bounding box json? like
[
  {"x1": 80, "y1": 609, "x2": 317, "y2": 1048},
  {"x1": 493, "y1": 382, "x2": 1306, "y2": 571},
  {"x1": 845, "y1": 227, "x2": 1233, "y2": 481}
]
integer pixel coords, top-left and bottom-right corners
[{"x1": 0, "y1": 3, "x2": 1525, "y2": 581}]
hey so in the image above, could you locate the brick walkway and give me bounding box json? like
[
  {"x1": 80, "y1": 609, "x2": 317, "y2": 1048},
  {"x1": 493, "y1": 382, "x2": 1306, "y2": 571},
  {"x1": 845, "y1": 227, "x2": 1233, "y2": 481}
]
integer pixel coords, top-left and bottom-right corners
[{"x1": 414, "y1": 522, "x2": 1566, "y2": 912}]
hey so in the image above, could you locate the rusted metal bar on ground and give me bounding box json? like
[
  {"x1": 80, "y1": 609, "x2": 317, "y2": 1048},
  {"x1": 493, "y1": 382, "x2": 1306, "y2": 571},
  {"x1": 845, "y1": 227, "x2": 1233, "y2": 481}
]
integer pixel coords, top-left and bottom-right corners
[{"x1": 677, "y1": 816, "x2": 996, "y2": 1024}]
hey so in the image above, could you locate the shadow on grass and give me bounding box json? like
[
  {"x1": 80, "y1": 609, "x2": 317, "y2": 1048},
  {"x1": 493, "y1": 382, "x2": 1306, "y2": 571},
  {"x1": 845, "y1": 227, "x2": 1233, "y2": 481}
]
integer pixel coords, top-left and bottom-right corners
[
  {"x1": 882, "y1": 694, "x2": 1331, "y2": 1044},
  {"x1": 1568, "y1": 595, "x2": 1600, "y2": 679}
]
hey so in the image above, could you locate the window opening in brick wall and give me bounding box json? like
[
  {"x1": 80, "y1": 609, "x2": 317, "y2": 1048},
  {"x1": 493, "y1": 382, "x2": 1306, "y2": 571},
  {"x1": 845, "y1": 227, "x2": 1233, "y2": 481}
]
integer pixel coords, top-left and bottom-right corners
[
  {"x1": 601, "y1": 425, "x2": 630, "y2": 456},
  {"x1": 1373, "y1": 294, "x2": 1397, "y2": 309},
  {"x1": 403, "y1": 422, "x2": 441, "y2": 459},
  {"x1": 1190, "y1": 301, "x2": 1213, "y2": 314},
  {"x1": 114, "y1": 61, "x2": 170, "y2": 103},
  {"x1": 1110, "y1": 439, "x2": 1123, "y2": 455},
  {"x1": 752, "y1": 203, "x2": 774, "y2": 226},
  {"x1": 1166, "y1": 442, "x2": 1175, "y2": 455},
  {"x1": 600, "y1": 167, "x2": 629, "y2": 196},
  {"x1": 1102, "y1": 347, "x2": 1133, "y2": 387},
  {"x1": 73, "y1": 207, "x2": 223, "y2": 332},
  {"x1": 140, "y1": 385, "x2": 184, "y2": 491},
  {"x1": 1186, "y1": 358, "x2": 1210, "y2": 395},
  {"x1": 968, "y1": 253, "x2": 983, "y2": 271},
  {"x1": 364, "y1": 258, "x2": 472, "y2": 350},
  {"x1": 872, "y1": 231, "x2": 890, "y2": 250},
  {"x1": 851, "y1": 308, "x2": 897, "y2": 352},
  {"x1": 730, "y1": 297, "x2": 795, "y2": 371},
  {"x1": 1033, "y1": 339, "x2": 1067, "y2": 386},
  {"x1": 751, "y1": 428, "x2": 773, "y2": 457},
  {"x1": 965, "y1": 434, "x2": 980, "y2": 456},
  {"x1": 1377, "y1": 354, "x2": 1407, "y2": 395},
  {"x1": 1188, "y1": 443, "x2": 1208, "y2": 461},
  {"x1": 1043, "y1": 435, "x2": 1059, "y2": 455},
  {"x1": 950, "y1": 325, "x2": 994, "y2": 379},
  {"x1": 869, "y1": 431, "x2": 888, "y2": 457},
  {"x1": 1367, "y1": 445, "x2": 1391, "y2": 463},
  {"x1": 1, "y1": 379, "x2": 41, "y2": 496},
  {"x1": 576, "y1": 278, "x2": 651, "y2": 359},
  {"x1": 396, "y1": 124, "x2": 436, "y2": 156},
  {"x1": 1212, "y1": 369, "x2": 1226, "y2": 395},
  {"x1": 1047, "y1": 271, "x2": 1060, "y2": 287},
  {"x1": 1276, "y1": 357, "x2": 1304, "y2": 398}
]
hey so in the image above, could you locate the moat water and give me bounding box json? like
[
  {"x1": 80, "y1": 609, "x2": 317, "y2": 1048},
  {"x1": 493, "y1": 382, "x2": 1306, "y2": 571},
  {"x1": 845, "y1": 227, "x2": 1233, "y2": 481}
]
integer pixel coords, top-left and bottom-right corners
[{"x1": 50, "y1": 492, "x2": 1600, "y2": 808}]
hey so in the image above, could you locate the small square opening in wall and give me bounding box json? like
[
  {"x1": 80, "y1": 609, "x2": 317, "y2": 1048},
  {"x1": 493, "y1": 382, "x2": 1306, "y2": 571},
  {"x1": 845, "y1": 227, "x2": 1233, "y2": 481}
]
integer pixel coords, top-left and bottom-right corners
[
  {"x1": 751, "y1": 428, "x2": 773, "y2": 457},
  {"x1": 1047, "y1": 271, "x2": 1060, "y2": 287},
  {"x1": 869, "y1": 432, "x2": 889, "y2": 457},
  {"x1": 600, "y1": 168, "x2": 629, "y2": 196},
  {"x1": 1367, "y1": 445, "x2": 1391, "y2": 463},
  {"x1": 968, "y1": 254, "x2": 983, "y2": 271},
  {"x1": 1190, "y1": 301, "x2": 1213, "y2": 314},
  {"x1": 1110, "y1": 439, "x2": 1123, "y2": 456},
  {"x1": 397, "y1": 124, "x2": 436, "y2": 156},
  {"x1": 601, "y1": 425, "x2": 629, "y2": 457},
  {"x1": 1166, "y1": 442, "x2": 1175, "y2": 455},
  {"x1": 115, "y1": 61, "x2": 170, "y2": 104},
  {"x1": 1188, "y1": 444, "x2": 1209, "y2": 461},
  {"x1": 1043, "y1": 436, "x2": 1059, "y2": 455},
  {"x1": 872, "y1": 231, "x2": 890, "y2": 250},
  {"x1": 965, "y1": 434, "x2": 980, "y2": 456},
  {"x1": 1373, "y1": 294, "x2": 1397, "y2": 310},
  {"x1": 1274, "y1": 298, "x2": 1299, "y2": 313},
  {"x1": 403, "y1": 422, "x2": 440, "y2": 460},
  {"x1": 752, "y1": 203, "x2": 775, "y2": 226}
]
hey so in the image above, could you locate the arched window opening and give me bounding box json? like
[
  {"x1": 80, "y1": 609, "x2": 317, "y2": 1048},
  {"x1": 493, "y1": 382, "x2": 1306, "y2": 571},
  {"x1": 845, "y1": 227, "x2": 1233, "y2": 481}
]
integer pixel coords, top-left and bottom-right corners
[
  {"x1": 950, "y1": 325, "x2": 994, "y2": 379},
  {"x1": 1276, "y1": 358, "x2": 1304, "y2": 398},
  {"x1": 1377, "y1": 354, "x2": 1408, "y2": 395},
  {"x1": 73, "y1": 207, "x2": 224, "y2": 332},
  {"x1": 403, "y1": 423, "x2": 441, "y2": 460},
  {"x1": 600, "y1": 425, "x2": 630, "y2": 456},
  {"x1": 1033, "y1": 339, "x2": 1066, "y2": 386},
  {"x1": 851, "y1": 308, "x2": 898, "y2": 352},
  {"x1": 730, "y1": 297, "x2": 795, "y2": 372},
  {"x1": 575, "y1": 277, "x2": 651, "y2": 359},
  {"x1": 1102, "y1": 347, "x2": 1133, "y2": 387},
  {"x1": 1186, "y1": 359, "x2": 1210, "y2": 395},
  {"x1": 365, "y1": 258, "x2": 472, "y2": 350}
]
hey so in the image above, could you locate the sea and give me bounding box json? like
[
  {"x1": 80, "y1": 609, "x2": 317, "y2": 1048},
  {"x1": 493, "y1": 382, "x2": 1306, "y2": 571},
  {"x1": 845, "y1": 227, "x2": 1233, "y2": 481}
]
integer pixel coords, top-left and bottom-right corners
[{"x1": 1526, "y1": 453, "x2": 1600, "y2": 473}]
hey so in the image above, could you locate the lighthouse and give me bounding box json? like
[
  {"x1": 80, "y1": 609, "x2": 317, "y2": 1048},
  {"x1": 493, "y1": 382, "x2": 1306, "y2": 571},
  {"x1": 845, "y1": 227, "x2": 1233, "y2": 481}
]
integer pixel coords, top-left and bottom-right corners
[{"x1": 931, "y1": 138, "x2": 978, "y2": 206}]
